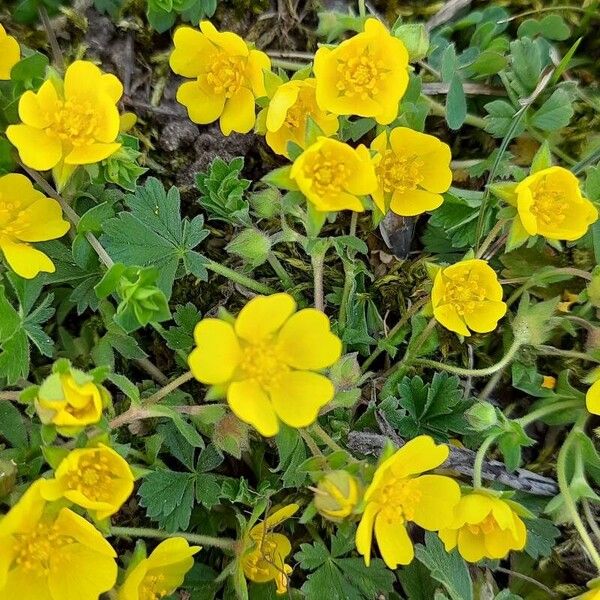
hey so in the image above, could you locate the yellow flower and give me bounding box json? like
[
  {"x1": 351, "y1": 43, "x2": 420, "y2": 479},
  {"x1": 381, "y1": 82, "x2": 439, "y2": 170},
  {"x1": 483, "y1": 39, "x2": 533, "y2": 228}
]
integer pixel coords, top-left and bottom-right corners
[
  {"x1": 575, "y1": 585, "x2": 600, "y2": 600},
  {"x1": 118, "y1": 538, "x2": 200, "y2": 600},
  {"x1": 313, "y1": 18, "x2": 409, "y2": 124},
  {"x1": 290, "y1": 137, "x2": 377, "y2": 212},
  {"x1": 586, "y1": 380, "x2": 600, "y2": 415},
  {"x1": 356, "y1": 435, "x2": 460, "y2": 568},
  {"x1": 314, "y1": 470, "x2": 361, "y2": 522},
  {"x1": 40, "y1": 444, "x2": 134, "y2": 520},
  {"x1": 263, "y1": 78, "x2": 339, "y2": 157},
  {"x1": 0, "y1": 481, "x2": 118, "y2": 600},
  {"x1": 370, "y1": 127, "x2": 452, "y2": 216},
  {"x1": 439, "y1": 491, "x2": 527, "y2": 562},
  {"x1": 432, "y1": 259, "x2": 507, "y2": 337},
  {"x1": 170, "y1": 21, "x2": 271, "y2": 135},
  {"x1": 0, "y1": 173, "x2": 70, "y2": 278},
  {"x1": 541, "y1": 375, "x2": 557, "y2": 390},
  {"x1": 188, "y1": 293, "x2": 342, "y2": 437},
  {"x1": 242, "y1": 504, "x2": 298, "y2": 594},
  {"x1": 35, "y1": 372, "x2": 106, "y2": 430},
  {"x1": 0, "y1": 24, "x2": 20, "y2": 80},
  {"x1": 6, "y1": 60, "x2": 123, "y2": 182},
  {"x1": 512, "y1": 166, "x2": 598, "y2": 241}
]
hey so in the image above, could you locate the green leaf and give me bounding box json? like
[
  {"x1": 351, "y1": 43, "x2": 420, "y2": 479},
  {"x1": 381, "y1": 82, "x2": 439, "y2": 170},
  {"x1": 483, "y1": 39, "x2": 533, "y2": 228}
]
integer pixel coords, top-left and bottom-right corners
[
  {"x1": 275, "y1": 424, "x2": 308, "y2": 488},
  {"x1": 415, "y1": 532, "x2": 473, "y2": 600},
  {"x1": 510, "y1": 38, "x2": 542, "y2": 93},
  {"x1": 484, "y1": 100, "x2": 525, "y2": 138},
  {"x1": 530, "y1": 140, "x2": 553, "y2": 173},
  {"x1": 163, "y1": 303, "x2": 201, "y2": 352},
  {"x1": 148, "y1": 405, "x2": 204, "y2": 448},
  {"x1": 524, "y1": 517, "x2": 560, "y2": 559},
  {"x1": 102, "y1": 177, "x2": 210, "y2": 296},
  {"x1": 530, "y1": 89, "x2": 574, "y2": 132},
  {"x1": 93, "y1": 0, "x2": 124, "y2": 18},
  {"x1": 0, "y1": 400, "x2": 28, "y2": 448},
  {"x1": 138, "y1": 470, "x2": 196, "y2": 531},
  {"x1": 398, "y1": 559, "x2": 439, "y2": 600},
  {"x1": 445, "y1": 75, "x2": 467, "y2": 130}
]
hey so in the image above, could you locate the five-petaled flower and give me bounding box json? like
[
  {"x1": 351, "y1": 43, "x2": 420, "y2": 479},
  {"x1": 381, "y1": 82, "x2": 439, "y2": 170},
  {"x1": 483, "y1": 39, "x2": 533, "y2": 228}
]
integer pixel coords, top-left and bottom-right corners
[
  {"x1": 40, "y1": 444, "x2": 135, "y2": 520},
  {"x1": 118, "y1": 537, "x2": 200, "y2": 600},
  {"x1": 262, "y1": 78, "x2": 339, "y2": 157},
  {"x1": 35, "y1": 370, "x2": 108, "y2": 431},
  {"x1": 0, "y1": 23, "x2": 20, "y2": 80},
  {"x1": 0, "y1": 173, "x2": 70, "y2": 278},
  {"x1": 356, "y1": 435, "x2": 460, "y2": 568},
  {"x1": 0, "y1": 481, "x2": 118, "y2": 600},
  {"x1": 370, "y1": 127, "x2": 452, "y2": 216},
  {"x1": 507, "y1": 166, "x2": 598, "y2": 241},
  {"x1": 290, "y1": 137, "x2": 377, "y2": 212},
  {"x1": 188, "y1": 293, "x2": 342, "y2": 437},
  {"x1": 313, "y1": 18, "x2": 409, "y2": 124},
  {"x1": 432, "y1": 258, "x2": 507, "y2": 337},
  {"x1": 241, "y1": 504, "x2": 298, "y2": 594},
  {"x1": 170, "y1": 21, "x2": 270, "y2": 135},
  {"x1": 438, "y1": 491, "x2": 527, "y2": 562},
  {"x1": 6, "y1": 60, "x2": 123, "y2": 187}
]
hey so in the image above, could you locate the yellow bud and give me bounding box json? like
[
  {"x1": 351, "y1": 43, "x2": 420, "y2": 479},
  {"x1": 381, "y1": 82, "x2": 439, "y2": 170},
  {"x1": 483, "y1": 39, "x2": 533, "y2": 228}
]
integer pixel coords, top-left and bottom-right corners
[{"x1": 314, "y1": 470, "x2": 361, "y2": 522}]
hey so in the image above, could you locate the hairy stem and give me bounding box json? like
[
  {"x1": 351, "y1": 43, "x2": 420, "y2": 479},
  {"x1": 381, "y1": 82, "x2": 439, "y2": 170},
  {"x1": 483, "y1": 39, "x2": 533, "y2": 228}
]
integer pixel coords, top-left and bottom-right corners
[
  {"x1": 205, "y1": 260, "x2": 275, "y2": 294},
  {"x1": 111, "y1": 526, "x2": 237, "y2": 551}
]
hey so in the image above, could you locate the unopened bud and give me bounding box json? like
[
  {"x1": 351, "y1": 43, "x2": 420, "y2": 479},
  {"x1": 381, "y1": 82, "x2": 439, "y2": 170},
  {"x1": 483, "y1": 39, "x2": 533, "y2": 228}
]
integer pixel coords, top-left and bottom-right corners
[
  {"x1": 226, "y1": 228, "x2": 272, "y2": 267},
  {"x1": 466, "y1": 401, "x2": 498, "y2": 432},
  {"x1": 250, "y1": 188, "x2": 281, "y2": 219},
  {"x1": 314, "y1": 470, "x2": 361, "y2": 522},
  {"x1": 394, "y1": 24, "x2": 429, "y2": 61}
]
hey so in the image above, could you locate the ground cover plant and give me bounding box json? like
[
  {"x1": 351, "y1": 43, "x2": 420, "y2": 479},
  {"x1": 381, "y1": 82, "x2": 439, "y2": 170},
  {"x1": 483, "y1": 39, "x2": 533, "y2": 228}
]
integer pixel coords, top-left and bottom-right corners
[{"x1": 1, "y1": 0, "x2": 600, "y2": 598}]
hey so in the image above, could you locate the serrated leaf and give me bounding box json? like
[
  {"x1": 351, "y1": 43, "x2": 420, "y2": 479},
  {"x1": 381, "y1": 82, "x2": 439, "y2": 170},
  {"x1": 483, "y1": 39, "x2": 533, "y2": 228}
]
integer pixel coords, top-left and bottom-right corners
[{"x1": 530, "y1": 89, "x2": 574, "y2": 132}]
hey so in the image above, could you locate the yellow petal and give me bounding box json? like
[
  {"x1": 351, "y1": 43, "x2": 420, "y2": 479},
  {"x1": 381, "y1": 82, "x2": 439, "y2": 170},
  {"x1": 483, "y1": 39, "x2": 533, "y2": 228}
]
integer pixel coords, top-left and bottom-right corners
[
  {"x1": 92, "y1": 100, "x2": 121, "y2": 143},
  {"x1": 227, "y1": 379, "x2": 279, "y2": 436},
  {"x1": 266, "y1": 82, "x2": 301, "y2": 132},
  {"x1": 54, "y1": 508, "x2": 117, "y2": 557},
  {"x1": 64, "y1": 60, "x2": 104, "y2": 101},
  {"x1": 18, "y1": 81, "x2": 58, "y2": 128},
  {"x1": 0, "y1": 239, "x2": 55, "y2": 279},
  {"x1": 270, "y1": 371, "x2": 334, "y2": 428},
  {"x1": 438, "y1": 528, "x2": 458, "y2": 552},
  {"x1": 247, "y1": 49, "x2": 271, "y2": 97},
  {"x1": 433, "y1": 303, "x2": 470, "y2": 337},
  {"x1": 454, "y1": 492, "x2": 494, "y2": 525},
  {"x1": 355, "y1": 502, "x2": 378, "y2": 566},
  {"x1": 374, "y1": 515, "x2": 414, "y2": 567},
  {"x1": 410, "y1": 475, "x2": 461, "y2": 531},
  {"x1": 261, "y1": 504, "x2": 299, "y2": 531},
  {"x1": 235, "y1": 293, "x2": 296, "y2": 342},
  {"x1": 390, "y1": 188, "x2": 444, "y2": 216},
  {"x1": 6, "y1": 124, "x2": 62, "y2": 171},
  {"x1": 276, "y1": 308, "x2": 341, "y2": 370},
  {"x1": 200, "y1": 21, "x2": 249, "y2": 56},
  {"x1": 587, "y1": 380, "x2": 600, "y2": 415},
  {"x1": 100, "y1": 73, "x2": 123, "y2": 103},
  {"x1": 463, "y1": 300, "x2": 507, "y2": 333},
  {"x1": 0, "y1": 173, "x2": 44, "y2": 209},
  {"x1": 220, "y1": 87, "x2": 256, "y2": 135},
  {"x1": 176, "y1": 79, "x2": 226, "y2": 125},
  {"x1": 170, "y1": 26, "x2": 218, "y2": 77},
  {"x1": 65, "y1": 142, "x2": 121, "y2": 165},
  {"x1": 387, "y1": 435, "x2": 449, "y2": 479},
  {"x1": 0, "y1": 27, "x2": 19, "y2": 80},
  {"x1": 188, "y1": 319, "x2": 241, "y2": 385},
  {"x1": 16, "y1": 199, "x2": 70, "y2": 242},
  {"x1": 2, "y1": 569, "x2": 51, "y2": 600},
  {"x1": 457, "y1": 527, "x2": 486, "y2": 562}
]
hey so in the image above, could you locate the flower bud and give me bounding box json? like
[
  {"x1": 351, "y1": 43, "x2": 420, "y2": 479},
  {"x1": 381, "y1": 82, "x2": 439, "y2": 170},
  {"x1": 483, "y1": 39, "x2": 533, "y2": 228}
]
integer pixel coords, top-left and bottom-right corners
[
  {"x1": 314, "y1": 470, "x2": 361, "y2": 521},
  {"x1": 0, "y1": 459, "x2": 17, "y2": 498},
  {"x1": 250, "y1": 187, "x2": 281, "y2": 219},
  {"x1": 226, "y1": 228, "x2": 272, "y2": 267},
  {"x1": 465, "y1": 401, "x2": 498, "y2": 432},
  {"x1": 394, "y1": 24, "x2": 429, "y2": 62}
]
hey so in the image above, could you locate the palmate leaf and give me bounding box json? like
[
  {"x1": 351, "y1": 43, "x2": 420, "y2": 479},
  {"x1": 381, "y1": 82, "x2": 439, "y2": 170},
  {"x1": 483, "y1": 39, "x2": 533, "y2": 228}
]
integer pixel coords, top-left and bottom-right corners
[{"x1": 102, "y1": 177, "x2": 209, "y2": 297}]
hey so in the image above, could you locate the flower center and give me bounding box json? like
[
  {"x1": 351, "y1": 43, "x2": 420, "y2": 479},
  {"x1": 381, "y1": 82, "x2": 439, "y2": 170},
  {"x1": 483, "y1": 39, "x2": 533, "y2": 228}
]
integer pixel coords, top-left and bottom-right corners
[
  {"x1": 12, "y1": 522, "x2": 74, "y2": 576},
  {"x1": 467, "y1": 513, "x2": 497, "y2": 536},
  {"x1": 336, "y1": 51, "x2": 385, "y2": 99},
  {"x1": 206, "y1": 53, "x2": 246, "y2": 98},
  {"x1": 377, "y1": 150, "x2": 424, "y2": 194},
  {"x1": 46, "y1": 99, "x2": 99, "y2": 147},
  {"x1": 376, "y1": 477, "x2": 422, "y2": 524},
  {"x1": 303, "y1": 148, "x2": 347, "y2": 197},
  {"x1": 442, "y1": 273, "x2": 487, "y2": 316},
  {"x1": 140, "y1": 573, "x2": 169, "y2": 600},
  {"x1": 239, "y1": 340, "x2": 288, "y2": 389},
  {"x1": 284, "y1": 101, "x2": 307, "y2": 130},
  {"x1": 530, "y1": 180, "x2": 568, "y2": 225},
  {"x1": 244, "y1": 534, "x2": 282, "y2": 579},
  {"x1": 64, "y1": 451, "x2": 115, "y2": 502}
]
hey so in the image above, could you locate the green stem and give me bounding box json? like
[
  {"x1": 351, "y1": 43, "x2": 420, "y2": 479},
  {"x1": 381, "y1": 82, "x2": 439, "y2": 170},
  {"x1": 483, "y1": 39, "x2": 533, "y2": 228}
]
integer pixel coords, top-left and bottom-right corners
[
  {"x1": 311, "y1": 252, "x2": 325, "y2": 311},
  {"x1": 583, "y1": 499, "x2": 600, "y2": 546},
  {"x1": 0, "y1": 391, "x2": 20, "y2": 401},
  {"x1": 516, "y1": 399, "x2": 585, "y2": 428},
  {"x1": 300, "y1": 429, "x2": 324, "y2": 457},
  {"x1": 111, "y1": 526, "x2": 237, "y2": 551},
  {"x1": 473, "y1": 433, "x2": 499, "y2": 488},
  {"x1": 476, "y1": 219, "x2": 507, "y2": 258},
  {"x1": 311, "y1": 422, "x2": 345, "y2": 454},
  {"x1": 338, "y1": 213, "x2": 358, "y2": 331},
  {"x1": 413, "y1": 337, "x2": 523, "y2": 378},
  {"x1": 205, "y1": 260, "x2": 275, "y2": 295},
  {"x1": 556, "y1": 415, "x2": 600, "y2": 572},
  {"x1": 143, "y1": 370, "x2": 195, "y2": 406},
  {"x1": 270, "y1": 58, "x2": 308, "y2": 71},
  {"x1": 267, "y1": 253, "x2": 294, "y2": 289},
  {"x1": 536, "y1": 345, "x2": 600, "y2": 364},
  {"x1": 39, "y1": 6, "x2": 64, "y2": 71},
  {"x1": 358, "y1": 0, "x2": 366, "y2": 17}
]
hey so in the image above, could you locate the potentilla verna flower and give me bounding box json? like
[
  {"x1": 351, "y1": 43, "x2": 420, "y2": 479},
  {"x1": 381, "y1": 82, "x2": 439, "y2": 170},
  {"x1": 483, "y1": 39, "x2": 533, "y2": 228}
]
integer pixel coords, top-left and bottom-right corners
[
  {"x1": 0, "y1": 23, "x2": 20, "y2": 79},
  {"x1": 0, "y1": 173, "x2": 69, "y2": 278},
  {"x1": 313, "y1": 18, "x2": 409, "y2": 124},
  {"x1": 118, "y1": 537, "x2": 200, "y2": 600},
  {"x1": 438, "y1": 491, "x2": 527, "y2": 562},
  {"x1": 290, "y1": 137, "x2": 377, "y2": 212},
  {"x1": 242, "y1": 504, "x2": 298, "y2": 594},
  {"x1": 6, "y1": 60, "x2": 123, "y2": 184},
  {"x1": 188, "y1": 293, "x2": 342, "y2": 436},
  {"x1": 508, "y1": 166, "x2": 597, "y2": 241},
  {"x1": 356, "y1": 435, "x2": 460, "y2": 568},
  {"x1": 370, "y1": 127, "x2": 452, "y2": 216},
  {"x1": 431, "y1": 258, "x2": 507, "y2": 336},
  {"x1": 40, "y1": 444, "x2": 135, "y2": 519},
  {"x1": 263, "y1": 78, "x2": 339, "y2": 157},
  {"x1": 170, "y1": 21, "x2": 271, "y2": 135},
  {"x1": 0, "y1": 481, "x2": 118, "y2": 600}
]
